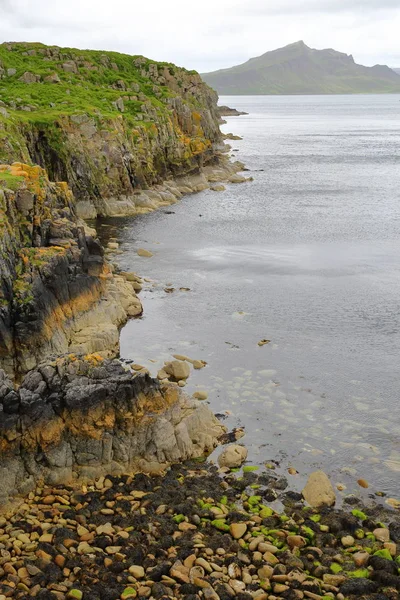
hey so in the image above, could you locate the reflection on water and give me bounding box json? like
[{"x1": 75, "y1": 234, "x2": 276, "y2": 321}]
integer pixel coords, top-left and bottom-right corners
[{"x1": 97, "y1": 94, "x2": 400, "y2": 500}]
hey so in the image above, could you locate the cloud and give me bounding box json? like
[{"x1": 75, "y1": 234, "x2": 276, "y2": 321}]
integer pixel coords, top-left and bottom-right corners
[
  {"x1": 0, "y1": 0, "x2": 399, "y2": 72},
  {"x1": 240, "y1": 0, "x2": 400, "y2": 15}
]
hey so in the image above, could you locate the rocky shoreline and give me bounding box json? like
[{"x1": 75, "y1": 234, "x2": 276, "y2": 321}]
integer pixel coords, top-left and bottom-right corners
[
  {"x1": 0, "y1": 356, "x2": 225, "y2": 508},
  {"x1": 0, "y1": 460, "x2": 399, "y2": 600}
]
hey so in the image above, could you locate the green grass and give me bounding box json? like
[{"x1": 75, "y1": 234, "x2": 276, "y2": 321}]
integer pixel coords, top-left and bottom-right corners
[
  {"x1": 0, "y1": 41, "x2": 197, "y2": 124},
  {"x1": 0, "y1": 171, "x2": 24, "y2": 190}
]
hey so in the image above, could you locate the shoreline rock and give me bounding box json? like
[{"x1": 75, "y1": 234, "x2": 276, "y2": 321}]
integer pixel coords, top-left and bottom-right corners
[
  {"x1": 0, "y1": 356, "x2": 226, "y2": 508},
  {"x1": 217, "y1": 105, "x2": 249, "y2": 117},
  {"x1": 75, "y1": 155, "x2": 251, "y2": 219}
]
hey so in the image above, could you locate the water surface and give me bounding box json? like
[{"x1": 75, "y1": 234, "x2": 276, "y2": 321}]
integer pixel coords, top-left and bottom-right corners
[{"x1": 101, "y1": 95, "x2": 400, "y2": 498}]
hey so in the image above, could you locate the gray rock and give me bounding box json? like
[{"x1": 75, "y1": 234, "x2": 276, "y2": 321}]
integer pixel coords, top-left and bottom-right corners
[{"x1": 19, "y1": 71, "x2": 40, "y2": 83}]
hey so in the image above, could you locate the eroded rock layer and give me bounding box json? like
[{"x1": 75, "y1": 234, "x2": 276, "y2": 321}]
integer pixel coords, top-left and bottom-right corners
[
  {"x1": 0, "y1": 164, "x2": 142, "y2": 378},
  {"x1": 0, "y1": 356, "x2": 225, "y2": 507}
]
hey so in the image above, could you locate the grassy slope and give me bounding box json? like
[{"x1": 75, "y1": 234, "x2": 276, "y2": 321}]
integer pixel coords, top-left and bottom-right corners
[
  {"x1": 202, "y1": 41, "x2": 400, "y2": 95},
  {"x1": 0, "y1": 42, "x2": 193, "y2": 124}
]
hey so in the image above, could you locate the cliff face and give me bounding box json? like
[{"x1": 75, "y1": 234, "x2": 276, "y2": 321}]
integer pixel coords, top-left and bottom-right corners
[
  {"x1": 0, "y1": 356, "x2": 225, "y2": 506},
  {"x1": 0, "y1": 42, "x2": 223, "y2": 217},
  {"x1": 0, "y1": 163, "x2": 142, "y2": 378}
]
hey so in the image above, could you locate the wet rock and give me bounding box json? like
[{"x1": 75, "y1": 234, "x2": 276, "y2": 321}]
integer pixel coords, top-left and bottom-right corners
[
  {"x1": 137, "y1": 248, "x2": 153, "y2": 257},
  {"x1": 389, "y1": 521, "x2": 400, "y2": 542},
  {"x1": 302, "y1": 471, "x2": 336, "y2": 508},
  {"x1": 218, "y1": 445, "x2": 248, "y2": 468},
  {"x1": 164, "y1": 360, "x2": 191, "y2": 381},
  {"x1": 193, "y1": 391, "x2": 208, "y2": 400},
  {"x1": 340, "y1": 578, "x2": 379, "y2": 595},
  {"x1": 373, "y1": 527, "x2": 390, "y2": 542},
  {"x1": 229, "y1": 523, "x2": 247, "y2": 539}
]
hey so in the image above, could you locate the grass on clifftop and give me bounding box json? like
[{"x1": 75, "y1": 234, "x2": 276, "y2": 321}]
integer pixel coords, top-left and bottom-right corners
[{"x1": 0, "y1": 42, "x2": 199, "y2": 124}]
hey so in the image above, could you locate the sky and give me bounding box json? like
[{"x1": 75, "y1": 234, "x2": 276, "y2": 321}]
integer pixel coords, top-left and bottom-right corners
[{"x1": 1, "y1": 0, "x2": 400, "y2": 73}]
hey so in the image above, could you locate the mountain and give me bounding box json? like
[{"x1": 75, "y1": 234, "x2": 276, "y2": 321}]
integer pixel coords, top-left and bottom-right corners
[
  {"x1": 202, "y1": 41, "x2": 400, "y2": 95},
  {"x1": 393, "y1": 68, "x2": 400, "y2": 75}
]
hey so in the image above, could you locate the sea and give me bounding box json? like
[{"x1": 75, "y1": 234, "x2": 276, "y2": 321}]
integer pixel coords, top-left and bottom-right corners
[{"x1": 99, "y1": 94, "x2": 400, "y2": 500}]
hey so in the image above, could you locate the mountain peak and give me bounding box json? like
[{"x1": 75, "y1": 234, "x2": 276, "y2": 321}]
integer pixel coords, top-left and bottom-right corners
[{"x1": 202, "y1": 42, "x2": 400, "y2": 95}]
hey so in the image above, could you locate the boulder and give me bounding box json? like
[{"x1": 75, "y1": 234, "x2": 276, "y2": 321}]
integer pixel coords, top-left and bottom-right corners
[
  {"x1": 218, "y1": 444, "x2": 248, "y2": 468},
  {"x1": 193, "y1": 391, "x2": 208, "y2": 400},
  {"x1": 164, "y1": 360, "x2": 190, "y2": 381},
  {"x1": 137, "y1": 248, "x2": 153, "y2": 257},
  {"x1": 302, "y1": 470, "x2": 336, "y2": 508},
  {"x1": 44, "y1": 73, "x2": 61, "y2": 84},
  {"x1": 19, "y1": 71, "x2": 40, "y2": 84}
]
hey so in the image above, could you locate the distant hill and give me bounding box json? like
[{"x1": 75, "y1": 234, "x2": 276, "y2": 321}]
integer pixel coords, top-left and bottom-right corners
[
  {"x1": 393, "y1": 68, "x2": 400, "y2": 75},
  {"x1": 202, "y1": 41, "x2": 400, "y2": 95}
]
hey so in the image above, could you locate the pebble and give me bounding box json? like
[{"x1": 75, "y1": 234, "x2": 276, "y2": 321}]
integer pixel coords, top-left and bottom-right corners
[
  {"x1": 0, "y1": 458, "x2": 397, "y2": 600},
  {"x1": 287, "y1": 535, "x2": 306, "y2": 548},
  {"x1": 341, "y1": 535, "x2": 355, "y2": 547},
  {"x1": 357, "y1": 478, "x2": 369, "y2": 488},
  {"x1": 129, "y1": 565, "x2": 145, "y2": 579},
  {"x1": 229, "y1": 523, "x2": 247, "y2": 539},
  {"x1": 373, "y1": 527, "x2": 390, "y2": 542},
  {"x1": 353, "y1": 551, "x2": 369, "y2": 567},
  {"x1": 383, "y1": 542, "x2": 397, "y2": 556}
]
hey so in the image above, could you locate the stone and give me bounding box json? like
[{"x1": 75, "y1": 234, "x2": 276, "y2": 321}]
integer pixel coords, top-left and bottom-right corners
[
  {"x1": 341, "y1": 535, "x2": 355, "y2": 547},
  {"x1": 383, "y1": 542, "x2": 397, "y2": 556},
  {"x1": 67, "y1": 591, "x2": 83, "y2": 600},
  {"x1": 230, "y1": 523, "x2": 247, "y2": 539},
  {"x1": 129, "y1": 565, "x2": 145, "y2": 579},
  {"x1": 323, "y1": 574, "x2": 346, "y2": 586},
  {"x1": 45, "y1": 73, "x2": 61, "y2": 83},
  {"x1": 258, "y1": 565, "x2": 274, "y2": 580},
  {"x1": 373, "y1": 527, "x2": 390, "y2": 542},
  {"x1": 164, "y1": 360, "x2": 191, "y2": 381},
  {"x1": 96, "y1": 523, "x2": 114, "y2": 535},
  {"x1": 193, "y1": 360, "x2": 206, "y2": 369},
  {"x1": 137, "y1": 248, "x2": 153, "y2": 257},
  {"x1": 121, "y1": 588, "x2": 137, "y2": 599},
  {"x1": 193, "y1": 391, "x2": 208, "y2": 400},
  {"x1": 287, "y1": 535, "x2": 306, "y2": 549},
  {"x1": 353, "y1": 552, "x2": 369, "y2": 567},
  {"x1": 340, "y1": 579, "x2": 378, "y2": 595},
  {"x1": 357, "y1": 478, "x2": 369, "y2": 488},
  {"x1": 19, "y1": 71, "x2": 39, "y2": 83},
  {"x1": 228, "y1": 174, "x2": 246, "y2": 183},
  {"x1": 218, "y1": 444, "x2": 248, "y2": 468},
  {"x1": 302, "y1": 471, "x2": 336, "y2": 507}
]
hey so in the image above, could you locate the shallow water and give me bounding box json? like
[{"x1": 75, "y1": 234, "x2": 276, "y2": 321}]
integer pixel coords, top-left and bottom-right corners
[{"x1": 99, "y1": 95, "x2": 400, "y2": 499}]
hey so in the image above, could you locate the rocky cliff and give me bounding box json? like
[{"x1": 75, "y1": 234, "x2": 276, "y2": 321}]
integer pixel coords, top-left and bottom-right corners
[
  {"x1": 0, "y1": 163, "x2": 142, "y2": 379},
  {"x1": 0, "y1": 356, "x2": 225, "y2": 506},
  {"x1": 0, "y1": 42, "x2": 227, "y2": 218},
  {"x1": 0, "y1": 43, "x2": 240, "y2": 377}
]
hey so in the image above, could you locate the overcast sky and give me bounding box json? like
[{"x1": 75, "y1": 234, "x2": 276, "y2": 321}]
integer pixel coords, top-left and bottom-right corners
[{"x1": 1, "y1": 0, "x2": 400, "y2": 73}]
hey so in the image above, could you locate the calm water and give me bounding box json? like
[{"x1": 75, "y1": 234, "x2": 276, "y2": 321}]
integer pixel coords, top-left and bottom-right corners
[{"x1": 101, "y1": 95, "x2": 400, "y2": 499}]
